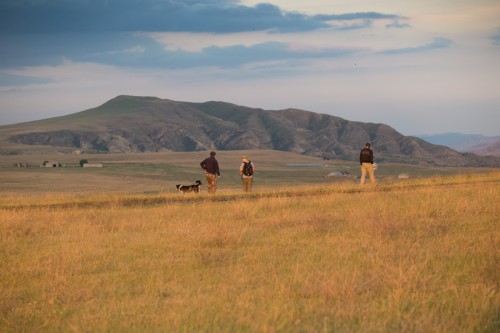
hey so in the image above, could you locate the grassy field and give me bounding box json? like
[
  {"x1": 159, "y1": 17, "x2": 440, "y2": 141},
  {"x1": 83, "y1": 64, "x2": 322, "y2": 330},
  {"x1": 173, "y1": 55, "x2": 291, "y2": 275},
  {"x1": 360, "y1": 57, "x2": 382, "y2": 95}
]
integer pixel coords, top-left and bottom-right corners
[
  {"x1": 0, "y1": 150, "x2": 492, "y2": 194},
  {"x1": 0, "y1": 169, "x2": 499, "y2": 332}
]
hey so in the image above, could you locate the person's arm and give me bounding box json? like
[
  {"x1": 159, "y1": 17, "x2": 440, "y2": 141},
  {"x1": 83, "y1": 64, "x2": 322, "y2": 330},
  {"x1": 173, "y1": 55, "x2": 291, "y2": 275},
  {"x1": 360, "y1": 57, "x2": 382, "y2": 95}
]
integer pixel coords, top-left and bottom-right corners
[
  {"x1": 239, "y1": 163, "x2": 243, "y2": 174},
  {"x1": 200, "y1": 160, "x2": 206, "y2": 170},
  {"x1": 215, "y1": 160, "x2": 220, "y2": 176},
  {"x1": 370, "y1": 150, "x2": 374, "y2": 164}
]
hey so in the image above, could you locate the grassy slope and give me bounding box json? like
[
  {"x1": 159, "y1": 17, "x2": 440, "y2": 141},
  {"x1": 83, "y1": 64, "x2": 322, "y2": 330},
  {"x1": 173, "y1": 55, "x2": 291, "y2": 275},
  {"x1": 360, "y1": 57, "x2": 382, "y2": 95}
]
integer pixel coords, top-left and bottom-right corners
[{"x1": 0, "y1": 173, "x2": 499, "y2": 332}]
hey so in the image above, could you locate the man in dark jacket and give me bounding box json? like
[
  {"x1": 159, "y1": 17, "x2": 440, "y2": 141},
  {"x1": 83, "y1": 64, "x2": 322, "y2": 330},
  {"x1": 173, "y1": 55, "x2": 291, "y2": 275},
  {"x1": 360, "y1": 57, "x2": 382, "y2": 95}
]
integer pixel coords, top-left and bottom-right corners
[
  {"x1": 200, "y1": 151, "x2": 220, "y2": 194},
  {"x1": 359, "y1": 143, "x2": 376, "y2": 185}
]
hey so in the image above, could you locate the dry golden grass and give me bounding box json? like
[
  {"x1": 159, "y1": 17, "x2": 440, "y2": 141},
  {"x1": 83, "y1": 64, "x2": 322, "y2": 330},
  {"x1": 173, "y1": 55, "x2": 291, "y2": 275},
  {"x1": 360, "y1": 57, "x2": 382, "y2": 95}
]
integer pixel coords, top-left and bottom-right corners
[{"x1": 0, "y1": 172, "x2": 499, "y2": 332}]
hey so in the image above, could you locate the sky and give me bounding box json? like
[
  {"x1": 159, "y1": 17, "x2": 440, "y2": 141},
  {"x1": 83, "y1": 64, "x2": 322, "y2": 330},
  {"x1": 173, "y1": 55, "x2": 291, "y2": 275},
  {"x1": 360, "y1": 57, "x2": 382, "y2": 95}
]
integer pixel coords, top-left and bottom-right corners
[{"x1": 0, "y1": 0, "x2": 499, "y2": 136}]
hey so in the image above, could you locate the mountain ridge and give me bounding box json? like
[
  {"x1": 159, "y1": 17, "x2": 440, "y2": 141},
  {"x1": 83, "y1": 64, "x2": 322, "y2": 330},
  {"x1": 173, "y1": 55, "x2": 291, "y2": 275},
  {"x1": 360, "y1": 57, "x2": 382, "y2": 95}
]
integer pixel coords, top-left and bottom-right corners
[
  {"x1": 1, "y1": 95, "x2": 498, "y2": 167},
  {"x1": 417, "y1": 133, "x2": 500, "y2": 157}
]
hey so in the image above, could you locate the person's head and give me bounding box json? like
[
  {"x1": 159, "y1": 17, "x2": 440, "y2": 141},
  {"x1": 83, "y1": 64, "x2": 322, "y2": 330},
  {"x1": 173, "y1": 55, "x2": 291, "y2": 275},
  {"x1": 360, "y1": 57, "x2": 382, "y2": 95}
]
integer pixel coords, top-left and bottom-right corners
[
  {"x1": 365, "y1": 143, "x2": 371, "y2": 149},
  {"x1": 241, "y1": 155, "x2": 249, "y2": 162},
  {"x1": 210, "y1": 151, "x2": 216, "y2": 157}
]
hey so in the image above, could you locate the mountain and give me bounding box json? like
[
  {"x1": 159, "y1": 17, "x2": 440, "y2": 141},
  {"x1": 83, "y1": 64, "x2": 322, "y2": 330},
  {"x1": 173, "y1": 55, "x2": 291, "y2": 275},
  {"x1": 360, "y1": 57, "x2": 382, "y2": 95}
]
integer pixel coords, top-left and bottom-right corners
[
  {"x1": 418, "y1": 133, "x2": 500, "y2": 156},
  {"x1": 1, "y1": 95, "x2": 499, "y2": 167},
  {"x1": 469, "y1": 140, "x2": 500, "y2": 157}
]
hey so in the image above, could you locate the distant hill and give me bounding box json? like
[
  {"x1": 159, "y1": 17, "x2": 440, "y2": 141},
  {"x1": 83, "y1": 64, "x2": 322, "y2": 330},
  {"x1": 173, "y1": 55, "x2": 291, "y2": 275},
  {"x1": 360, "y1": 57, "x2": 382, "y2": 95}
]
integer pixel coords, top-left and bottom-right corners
[
  {"x1": 470, "y1": 140, "x2": 500, "y2": 157},
  {"x1": 1, "y1": 95, "x2": 499, "y2": 167},
  {"x1": 418, "y1": 133, "x2": 500, "y2": 157}
]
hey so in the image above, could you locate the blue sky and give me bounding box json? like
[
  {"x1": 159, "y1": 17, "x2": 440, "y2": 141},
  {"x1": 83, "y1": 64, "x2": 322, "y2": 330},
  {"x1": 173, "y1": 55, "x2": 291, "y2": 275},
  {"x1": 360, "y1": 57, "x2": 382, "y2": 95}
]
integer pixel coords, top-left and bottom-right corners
[{"x1": 1, "y1": 0, "x2": 499, "y2": 136}]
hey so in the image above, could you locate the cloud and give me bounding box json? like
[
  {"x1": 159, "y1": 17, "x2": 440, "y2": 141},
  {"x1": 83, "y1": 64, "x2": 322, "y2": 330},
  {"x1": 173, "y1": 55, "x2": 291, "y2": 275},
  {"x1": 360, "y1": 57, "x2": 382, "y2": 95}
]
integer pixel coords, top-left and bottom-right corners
[
  {"x1": 0, "y1": 29, "x2": 361, "y2": 70},
  {"x1": 0, "y1": 0, "x2": 402, "y2": 34},
  {"x1": 201, "y1": 42, "x2": 358, "y2": 68},
  {"x1": 310, "y1": 11, "x2": 408, "y2": 31},
  {"x1": 0, "y1": 73, "x2": 53, "y2": 86},
  {"x1": 313, "y1": 12, "x2": 402, "y2": 21},
  {"x1": 0, "y1": 29, "x2": 363, "y2": 71},
  {"x1": 81, "y1": 39, "x2": 360, "y2": 69},
  {"x1": 0, "y1": 1, "x2": 325, "y2": 34},
  {"x1": 385, "y1": 20, "x2": 411, "y2": 29},
  {"x1": 381, "y1": 37, "x2": 453, "y2": 55},
  {"x1": 490, "y1": 28, "x2": 500, "y2": 45},
  {"x1": 0, "y1": 1, "x2": 405, "y2": 70},
  {"x1": 0, "y1": 33, "x2": 148, "y2": 68}
]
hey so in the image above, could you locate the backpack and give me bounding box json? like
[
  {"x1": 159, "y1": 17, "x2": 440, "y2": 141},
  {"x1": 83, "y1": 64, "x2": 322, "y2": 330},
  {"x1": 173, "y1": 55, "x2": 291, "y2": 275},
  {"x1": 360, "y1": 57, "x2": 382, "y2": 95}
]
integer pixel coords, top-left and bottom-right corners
[{"x1": 242, "y1": 161, "x2": 253, "y2": 176}]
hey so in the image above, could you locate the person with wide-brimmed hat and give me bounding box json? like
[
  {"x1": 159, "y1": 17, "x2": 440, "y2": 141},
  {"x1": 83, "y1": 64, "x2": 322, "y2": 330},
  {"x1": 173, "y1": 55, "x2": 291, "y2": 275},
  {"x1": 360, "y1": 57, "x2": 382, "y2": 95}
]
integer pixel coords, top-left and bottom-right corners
[{"x1": 240, "y1": 155, "x2": 255, "y2": 192}]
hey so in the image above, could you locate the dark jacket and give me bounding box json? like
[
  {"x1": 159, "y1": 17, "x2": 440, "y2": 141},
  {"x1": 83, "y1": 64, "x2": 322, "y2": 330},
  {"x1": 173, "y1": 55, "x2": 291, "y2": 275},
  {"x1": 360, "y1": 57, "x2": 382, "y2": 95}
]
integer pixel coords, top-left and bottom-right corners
[
  {"x1": 200, "y1": 156, "x2": 220, "y2": 176},
  {"x1": 360, "y1": 148, "x2": 374, "y2": 164}
]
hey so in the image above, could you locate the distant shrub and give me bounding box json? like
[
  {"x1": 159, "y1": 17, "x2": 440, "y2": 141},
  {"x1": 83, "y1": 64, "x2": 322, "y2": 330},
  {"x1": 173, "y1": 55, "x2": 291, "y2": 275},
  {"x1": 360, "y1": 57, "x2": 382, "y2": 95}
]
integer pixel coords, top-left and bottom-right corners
[{"x1": 79, "y1": 159, "x2": 88, "y2": 167}]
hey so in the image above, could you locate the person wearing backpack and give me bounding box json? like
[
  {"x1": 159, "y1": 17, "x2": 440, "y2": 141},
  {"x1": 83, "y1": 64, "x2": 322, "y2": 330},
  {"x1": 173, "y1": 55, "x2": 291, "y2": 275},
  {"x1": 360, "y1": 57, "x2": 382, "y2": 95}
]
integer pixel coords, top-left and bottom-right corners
[{"x1": 239, "y1": 155, "x2": 255, "y2": 192}]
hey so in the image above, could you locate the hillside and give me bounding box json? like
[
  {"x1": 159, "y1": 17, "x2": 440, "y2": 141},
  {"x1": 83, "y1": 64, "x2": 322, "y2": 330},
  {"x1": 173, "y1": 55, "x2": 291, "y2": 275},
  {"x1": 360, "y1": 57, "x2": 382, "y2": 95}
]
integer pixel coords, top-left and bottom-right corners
[
  {"x1": 470, "y1": 140, "x2": 500, "y2": 157},
  {"x1": 1, "y1": 95, "x2": 498, "y2": 167},
  {"x1": 418, "y1": 133, "x2": 500, "y2": 156}
]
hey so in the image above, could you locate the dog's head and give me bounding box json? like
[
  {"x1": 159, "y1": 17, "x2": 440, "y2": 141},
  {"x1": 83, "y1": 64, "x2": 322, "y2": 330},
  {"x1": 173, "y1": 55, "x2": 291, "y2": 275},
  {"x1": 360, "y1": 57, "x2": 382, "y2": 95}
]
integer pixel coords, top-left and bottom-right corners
[
  {"x1": 176, "y1": 184, "x2": 181, "y2": 190},
  {"x1": 195, "y1": 180, "x2": 202, "y2": 185}
]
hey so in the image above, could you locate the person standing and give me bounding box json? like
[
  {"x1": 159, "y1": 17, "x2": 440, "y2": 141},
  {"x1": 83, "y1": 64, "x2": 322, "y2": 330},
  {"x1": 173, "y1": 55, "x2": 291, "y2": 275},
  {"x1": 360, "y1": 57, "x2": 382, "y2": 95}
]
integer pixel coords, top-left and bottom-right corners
[
  {"x1": 239, "y1": 155, "x2": 255, "y2": 192},
  {"x1": 359, "y1": 143, "x2": 376, "y2": 185},
  {"x1": 200, "y1": 151, "x2": 220, "y2": 194}
]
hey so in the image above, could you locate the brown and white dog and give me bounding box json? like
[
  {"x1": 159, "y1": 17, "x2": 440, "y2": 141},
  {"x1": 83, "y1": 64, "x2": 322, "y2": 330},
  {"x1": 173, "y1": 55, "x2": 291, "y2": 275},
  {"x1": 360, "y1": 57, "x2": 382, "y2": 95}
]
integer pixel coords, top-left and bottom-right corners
[{"x1": 176, "y1": 180, "x2": 202, "y2": 193}]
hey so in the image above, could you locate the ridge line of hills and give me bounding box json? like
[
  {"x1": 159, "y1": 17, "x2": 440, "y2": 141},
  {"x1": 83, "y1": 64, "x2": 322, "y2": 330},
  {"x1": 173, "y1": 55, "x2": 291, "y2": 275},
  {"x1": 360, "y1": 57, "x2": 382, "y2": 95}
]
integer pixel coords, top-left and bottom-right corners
[
  {"x1": 418, "y1": 133, "x2": 500, "y2": 156},
  {"x1": 1, "y1": 95, "x2": 498, "y2": 167}
]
